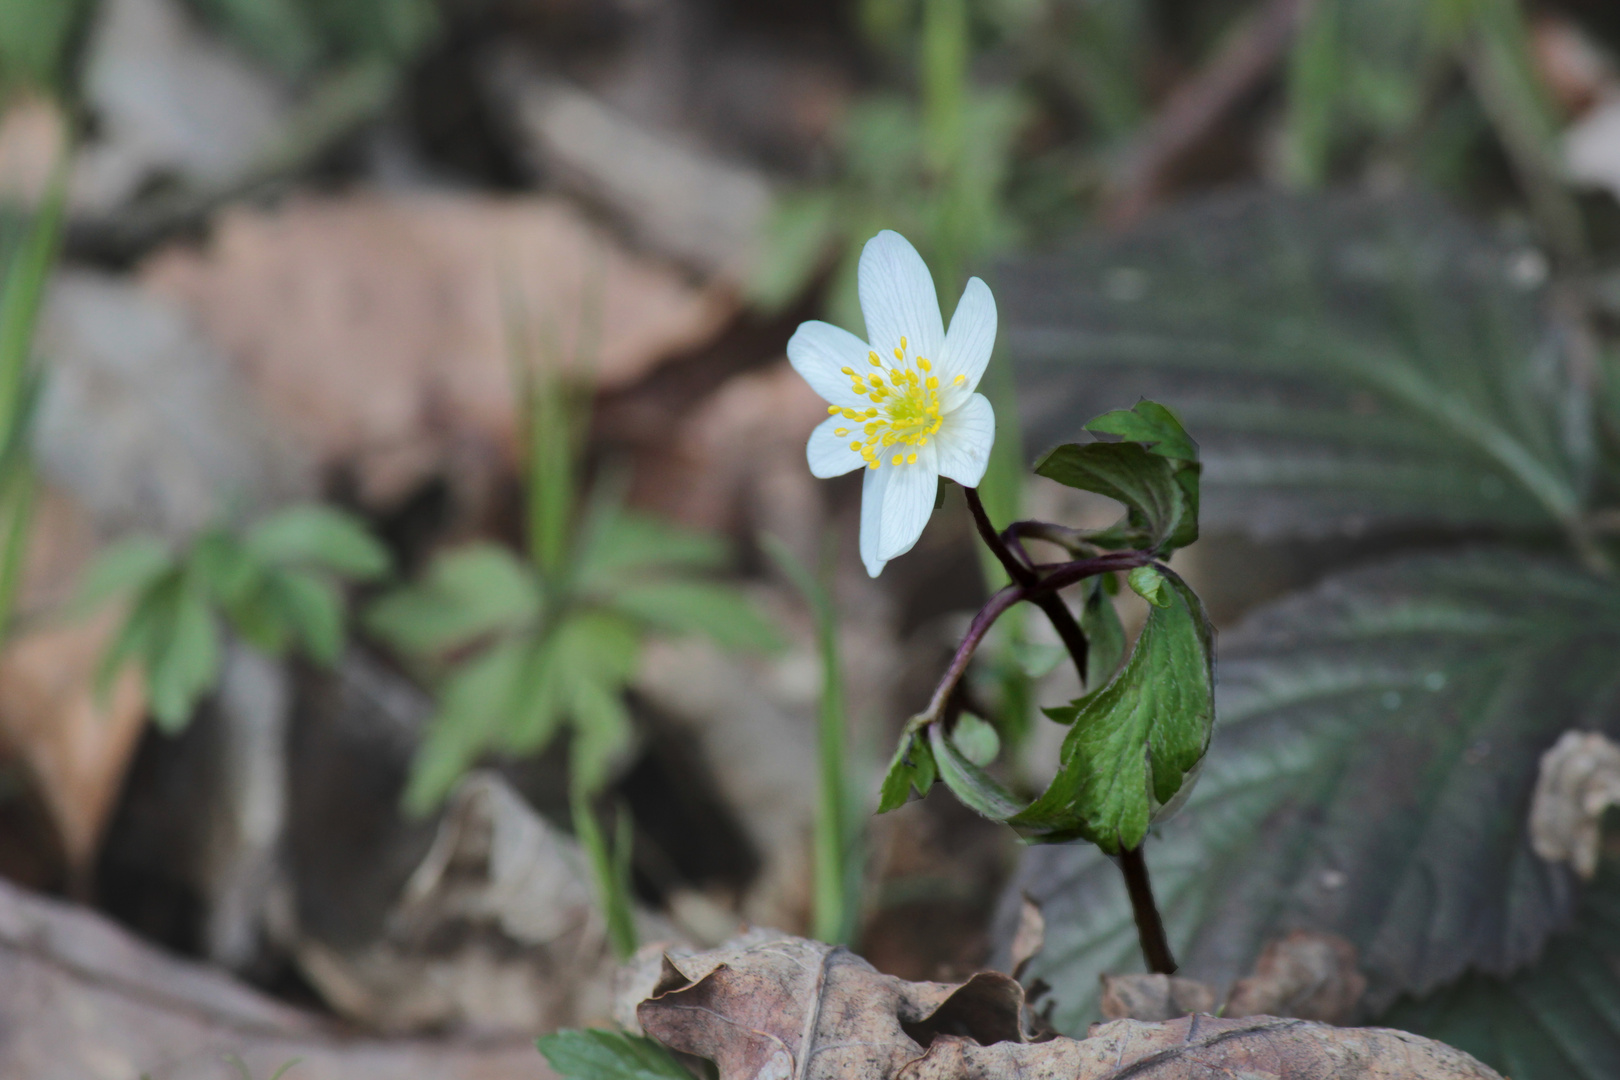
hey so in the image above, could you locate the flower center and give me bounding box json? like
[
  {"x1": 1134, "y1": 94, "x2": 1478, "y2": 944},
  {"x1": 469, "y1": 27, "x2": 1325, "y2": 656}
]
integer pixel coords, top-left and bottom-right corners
[{"x1": 825, "y1": 337, "x2": 967, "y2": 469}]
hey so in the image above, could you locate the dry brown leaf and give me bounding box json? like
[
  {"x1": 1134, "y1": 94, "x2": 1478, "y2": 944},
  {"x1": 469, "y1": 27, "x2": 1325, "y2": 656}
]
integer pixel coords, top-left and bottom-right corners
[
  {"x1": 141, "y1": 192, "x2": 735, "y2": 506},
  {"x1": 636, "y1": 932, "x2": 1499, "y2": 1080},
  {"x1": 1006, "y1": 895, "x2": 1044, "y2": 981},
  {"x1": 1223, "y1": 931, "x2": 1367, "y2": 1025},
  {"x1": 1529, "y1": 729, "x2": 1620, "y2": 879},
  {"x1": 1099, "y1": 974, "x2": 1219, "y2": 1022}
]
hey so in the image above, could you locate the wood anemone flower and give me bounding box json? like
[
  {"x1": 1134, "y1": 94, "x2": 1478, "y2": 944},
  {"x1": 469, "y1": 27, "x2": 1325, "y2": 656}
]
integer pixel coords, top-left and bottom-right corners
[{"x1": 788, "y1": 230, "x2": 997, "y2": 577}]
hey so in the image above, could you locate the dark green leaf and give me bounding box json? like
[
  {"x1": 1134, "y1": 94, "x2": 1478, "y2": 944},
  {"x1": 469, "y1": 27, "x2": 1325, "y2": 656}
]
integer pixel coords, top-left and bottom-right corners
[
  {"x1": 366, "y1": 543, "x2": 539, "y2": 658},
  {"x1": 929, "y1": 720, "x2": 1026, "y2": 820},
  {"x1": 1010, "y1": 570, "x2": 1212, "y2": 851},
  {"x1": 71, "y1": 537, "x2": 173, "y2": 614},
  {"x1": 246, "y1": 505, "x2": 390, "y2": 580},
  {"x1": 1001, "y1": 191, "x2": 1588, "y2": 538},
  {"x1": 607, "y1": 580, "x2": 782, "y2": 653},
  {"x1": 537, "y1": 1029, "x2": 691, "y2": 1080},
  {"x1": 1085, "y1": 400, "x2": 1198, "y2": 462},
  {"x1": 1378, "y1": 863, "x2": 1620, "y2": 1080},
  {"x1": 877, "y1": 730, "x2": 936, "y2": 813},
  {"x1": 1003, "y1": 550, "x2": 1620, "y2": 1036},
  {"x1": 1034, "y1": 441, "x2": 1186, "y2": 552},
  {"x1": 1078, "y1": 575, "x2": 1125, "y2": 694}
]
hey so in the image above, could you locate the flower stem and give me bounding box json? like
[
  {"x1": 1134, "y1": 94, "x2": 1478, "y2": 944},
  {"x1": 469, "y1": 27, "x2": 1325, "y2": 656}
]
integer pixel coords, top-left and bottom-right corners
[
  {"x1": 1118, "y1": 845, "x2": 1177, "y2": 974},
  {"x1": 963, "y1": 488, "x2": 1091, "y2": 684}
]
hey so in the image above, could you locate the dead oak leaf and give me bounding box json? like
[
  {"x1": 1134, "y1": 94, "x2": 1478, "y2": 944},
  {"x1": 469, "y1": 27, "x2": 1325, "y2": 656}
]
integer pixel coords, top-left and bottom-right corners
[{"x1": 636, "y1": 933, "x2": 1499, "y2": 1080}]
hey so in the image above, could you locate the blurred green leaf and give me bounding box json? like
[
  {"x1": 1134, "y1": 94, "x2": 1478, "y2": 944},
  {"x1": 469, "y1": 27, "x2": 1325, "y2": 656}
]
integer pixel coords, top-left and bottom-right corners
[
  {"x1": 1002, "y1": 191, "x2": 1591, "y2": 539},
  {"x1": 268, "y1": 568, "x2": 344, "y2": 665},
  {"x1": 366, "y1": 543, "x2": 540, "y2": 658},
  {"x1": 607, "y1": 580, "x2": 782, "y2": 653},
  {"x1": 72, "y1": 537, "x2": 174, "y2": 615},
  {"x1": 146, "y1": 578, "x2": 222, "y2": 732},
  {"x1": 537, "y1": 1029, "x2": 690, "y2": 1080},
  {"x1": 0, "y1": 0, "x2": 92, "y2": 92},
  {"x1": 1008, "y1": 551, "x2": 1620, "y2": 1034},
  {"x1": 246, "y1": 505, "x2": 389, "y2": 580},
  {"x1": 951, "y1": 713, "x2": 1001, "y2": 767},
  {"x1": 1034, "y1": 442, "x2": 1187, "y2": 552},
  {"x1": 403, "y1": 637, "x2": 528, "y2": 815},
  {"x1": 578, "y1": 509, "x2": 727, "y2": 586}
]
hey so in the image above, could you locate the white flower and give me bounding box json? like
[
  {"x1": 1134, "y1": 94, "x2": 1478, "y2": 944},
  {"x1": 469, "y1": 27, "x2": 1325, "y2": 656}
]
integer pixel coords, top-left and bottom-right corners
[{"x1": 788, "y1": 230, "x2": 998, "y2": 578}]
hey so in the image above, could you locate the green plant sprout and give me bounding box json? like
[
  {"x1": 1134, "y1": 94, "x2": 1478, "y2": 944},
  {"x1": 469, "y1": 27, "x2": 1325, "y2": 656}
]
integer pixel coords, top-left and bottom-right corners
[
  {"x1": 763, "y1": 534, "x2": 862, "y2": 947},
  {"x1": 366, "y1": 337, "x2": 781, "y2": 960},
  {"x1": 77, "y1": 505, "x2": 391, "y2": 730}
]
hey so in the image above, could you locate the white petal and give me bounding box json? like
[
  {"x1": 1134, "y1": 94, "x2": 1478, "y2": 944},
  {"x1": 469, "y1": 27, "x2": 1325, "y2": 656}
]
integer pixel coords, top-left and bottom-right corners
[
  {"x1": 807, "y1": 416, "x2": 865, "y2": 479},
  {"x1": 933, "y1": 393, "x2": 996, "y2": 487},
  {"x1": 876, "y1": 444, "x2": 939, "y2": 571},
  {"x1": 857, "y1": 231, "x2": 944, "y2": 366},
  {"x1": 938, "y1": 277, "x2": 997, "y2": 400},
  {"x1": 859, "y1": 463, "x2": 890, "y2": 577},
  {"x1": 787, "y1": 320, "x2": 870, "y2": 409}
]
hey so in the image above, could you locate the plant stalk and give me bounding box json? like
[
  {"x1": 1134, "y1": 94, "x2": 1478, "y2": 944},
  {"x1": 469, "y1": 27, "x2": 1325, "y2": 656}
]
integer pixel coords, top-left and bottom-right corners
[{"x1": 1118, "y1": 845, "x2": 1177, "y2": 974}]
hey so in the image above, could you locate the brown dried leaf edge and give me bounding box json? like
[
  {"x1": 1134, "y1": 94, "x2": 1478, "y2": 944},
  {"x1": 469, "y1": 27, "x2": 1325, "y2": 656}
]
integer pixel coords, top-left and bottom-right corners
[{"x1": 636, "y1": 931, "x2": 1501, "y2": 1080}]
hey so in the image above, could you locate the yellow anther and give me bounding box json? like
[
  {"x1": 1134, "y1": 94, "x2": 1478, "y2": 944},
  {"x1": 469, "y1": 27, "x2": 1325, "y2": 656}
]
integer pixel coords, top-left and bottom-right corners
[
  {"x1": 865, "y1": 408, "x2": 878, "y2": 417},
  {"x1": 917, "y1": 358, "x2": 931, "y2": 372},
  {"x1": 927, "y1": 376, "x2": 939, "y2": 389},
  {"x1": 907, "y1": 453, "x2": 918, "y2": 464},
  {"x1": 835, "y1": 428, "x2": 848, "y2": 436},
  {"x1": 900, "y1": 336, "x2": 908, "y2": 351},
  {"x1": 868, "y1": 374, "x2": 883, "y2": 386},
  {"x1": 841, "y1": 366, "x2": 855, "y2": 376},
  {"x1": 842, "y1": 408, "x2": 864, "y2": 420},
  {"x1": 849, "y1": 441, "x2": 862, "y2": 451},
  {"x1": 892, "y1": 454, "x2": 903, "y2": 465},
  {"x1": 869, "y1": 461, "x2": 879, "y2": 469},
  {"x1": 953, "y1": 374, "x2": 967, "y2": 385},
  {"x1": 919, "y1": 437, "x2": 929, "y2": 445},
  {"x1": 869, "y1": 352, "x2": 882, "y2": 367},
  {"x1": 828, "y1": 405, "x2": 840, "y2": 414}
]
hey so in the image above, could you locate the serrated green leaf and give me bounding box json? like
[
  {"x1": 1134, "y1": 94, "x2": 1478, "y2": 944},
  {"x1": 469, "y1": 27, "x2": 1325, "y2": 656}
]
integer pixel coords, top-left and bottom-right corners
[
  {"x1": 877, "y1": 731, "x2": 936, "y2": 813},
  {"x1": 1004, "y1": 550, "x2": 1620, "y2": 1040},
  {"x1": 246, "y1": 505, "x2": 390, "y2": 580},
  {"x1": 1010, "y1": 570, "x2": 1212, "y2": 851},
  {"x1": 1034, "y1": 441, "x2": 1186, "y2": 553},
  {"x1": 607, "y1": 580, "x2": 782, "y2": 653},
  {"x1": 1085, "y1": 400, "x2": 1198, "y2": 462},
  {"x1": 71, "y1": 537, "x2": 174, "y2": 615},
  {"x1": 1002, "y1": 191, "x2": 1589, "y2": 538},
  {"x1": 268, "y1": 568, "x2": 345, "y2": 664},
  {"x1": 537, "y1": 1029, "x2": 691, "y2": 1080},
  {"x1": 366, "y1": 543, "x2": 539, "y2": 658}
]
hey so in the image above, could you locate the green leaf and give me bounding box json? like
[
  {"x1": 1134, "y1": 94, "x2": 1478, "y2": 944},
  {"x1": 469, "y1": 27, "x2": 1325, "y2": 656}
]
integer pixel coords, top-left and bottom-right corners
[
  {"x1": 567, "y1": 673, "x2": 633, "y2": 795},
  {"x1": 578, "y1": 509, "x2": 726, "y2": 585},
  {"x1": 366, "y1": 543, "x2": 539, "y2": 658},
  {"x1": 191, "y1": 529, "x2": 264, "y2": 611},
  {"x1": 246, "y1": 505, "x2": 390, "y2": 580},
  {"x1": 537, "y1": 1029, "x2": 691, "y2": 1080},
  {"x1": 1126, "y1": 564, "x2": 1168, "y2": 606},
  {"x1": 607, "y1": 580, "x2": 782, "y2": 653},
  {"x1": 267, "y1": 568, "x2": 345, "y2": 664},
  {"x1": 71, "y1": 537, "x2": 173, "y2": 615},
  {"x1": 1004, "y1": 550, "x2": 1620, "y2": 1042},
  {"x1": 145, "y1": 579, "x2": 222, "y2": 732},
  {"x1": 1009, "y1": 569, "x2": 1212, "y2": 851},
  {"x1": 951, "y1": 713, "x2": 1001, "y2": 767},
  {"x1": 1078, "y1": 575, "x2": 1125, "y2": 694},
  {"x1": 1085, "y1": 400, "x2": 1198, "y2": 462},
  {"x1": 402, "y1": 637, "x2": 529, "y2": 814},
  {"x1": 929, "y1": 720, "x2": 1026, "y2": 821},
  {"x1": 1034, "y1": 441, "x2": 1187, "y2": 553},
  {"x1": 1001, "y1": 191, "x2": 1589, "y2": 538},
  {"x1": 877, "y1": 730, "x2": 936, "y2": 813}
]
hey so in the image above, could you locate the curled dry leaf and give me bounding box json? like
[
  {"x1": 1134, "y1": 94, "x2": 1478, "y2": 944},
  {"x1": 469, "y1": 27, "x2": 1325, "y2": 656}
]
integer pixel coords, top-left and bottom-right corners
[
  {"x1": 634, "y1": 932, "x2": 1499, "y2": 1080},
  {"x1": 1529, "y1": 730, "x2": 1620, "y2": 880}
]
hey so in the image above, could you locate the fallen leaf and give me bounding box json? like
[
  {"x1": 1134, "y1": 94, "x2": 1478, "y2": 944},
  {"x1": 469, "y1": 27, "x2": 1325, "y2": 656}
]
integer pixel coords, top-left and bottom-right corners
[
  {"x1": 1006, "y1": 895, "x2": 1044, "y2": 981},
  {"x1": 1528, "y1": 730, "x2": 1620, "y2": 880},
  {"x1": 141, "y1": 192, "x2": 735, "y2": 506},
  {"x1": 633, "y1": 932, "x2": 1500, "y2": 1080},
  {"x1": 1099, "y1": 974, "x2": 1218, "y2": 1022},
  {"x1": 1224, "y1": 931, "x2": 1367, "y2": 1025}
]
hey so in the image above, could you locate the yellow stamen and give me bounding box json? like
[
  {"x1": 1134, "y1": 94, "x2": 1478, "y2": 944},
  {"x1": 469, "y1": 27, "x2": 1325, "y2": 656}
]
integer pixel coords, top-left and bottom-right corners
[
  {"x1": 849, "y1": 441, "x2": 862, "y2": 451},
  {"x1": 953, "y1": 374, "x2": 967, "y2": 385},
  {"x1": 917, "y1": 357, "x2": 931, "y2": 372},
  {"x1": 828, "y1": 405, "x2": 840, "y2": 415},
  {"x1": 893, "y1": 347, "x2": 904, "y2": 361},
  {"x1": 869, "y1": 352, "x2": 882, "y2": 367},
  {"x1": 892, "y1": 454, "x2": 903, "y2": 465},
  {"x1": 841, "y1": 367, "x2": 855, "y2": 375},
  {"x1": 907, "y1": 453, "x2": 918, "y2": 464},
  {"x1": 900, "y1": 336, "x2": 908, "y2": 351},
  {"x1": 834, "y1": 428, "x2": 848, "y2": 436},
  {"x1": 927, "y1": 376, "x2": 939, "y2": 389}
]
